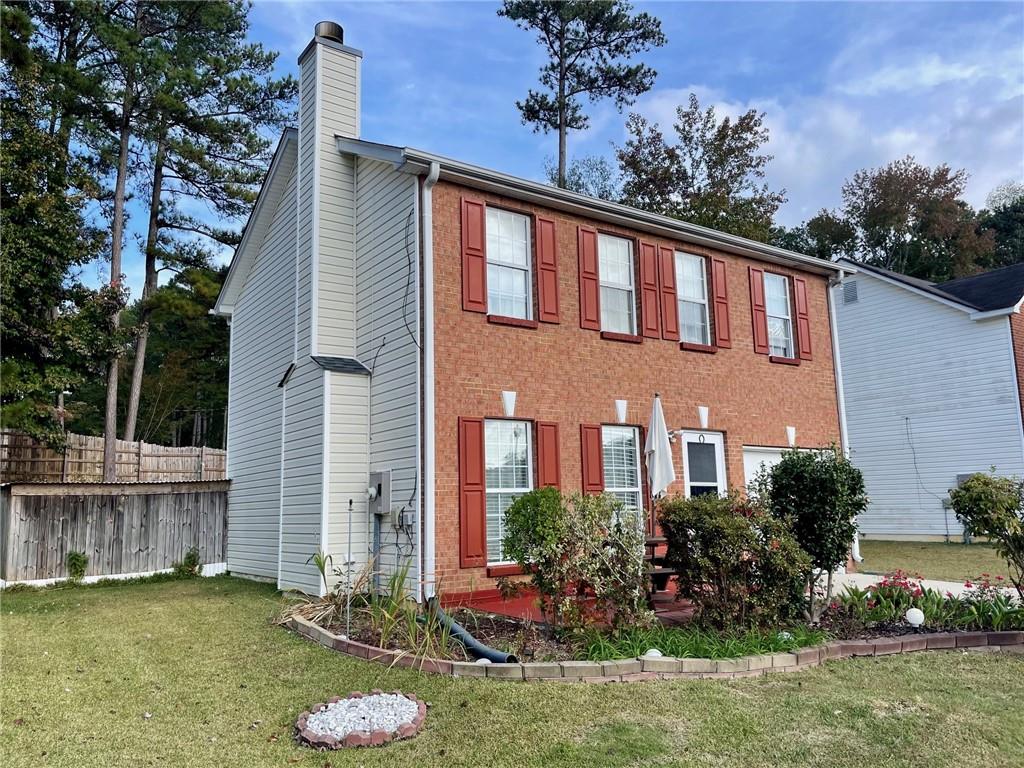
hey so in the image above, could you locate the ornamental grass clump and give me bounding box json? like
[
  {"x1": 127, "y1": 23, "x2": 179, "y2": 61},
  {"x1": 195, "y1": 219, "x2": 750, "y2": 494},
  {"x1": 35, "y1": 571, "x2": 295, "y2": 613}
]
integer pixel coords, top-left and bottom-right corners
[
  {"x1": 658, "y1": 492, "x2": 808, "y2": 630},
  {"x1": 501, "y1": 488, "x2": 654, "y2": 632}
]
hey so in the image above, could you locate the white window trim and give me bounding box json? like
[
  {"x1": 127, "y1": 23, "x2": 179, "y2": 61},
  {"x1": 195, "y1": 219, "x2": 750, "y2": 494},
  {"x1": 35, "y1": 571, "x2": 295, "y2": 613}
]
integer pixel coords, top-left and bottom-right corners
[
  {"x1": 601, "y1": 424, "x2": 643, "y2": 513},
  {"x1": 676, "y1": 250, "x2": 710, "y2": 345},
  {"x1": 679, "y1": 430, "x2": 727, "y2": 498},
  {"x1": 598, "y1": 233, "x2": 637, "y2": 335},
  {"x1": 764, "y1": 272, "x2": 794, "y2": 358},
  {"x1": 486, "y1": 207, "x2": 533, "y2": 320},
  {"x1": 484, "y1": 418, "x2": 533, "y2": 565}
]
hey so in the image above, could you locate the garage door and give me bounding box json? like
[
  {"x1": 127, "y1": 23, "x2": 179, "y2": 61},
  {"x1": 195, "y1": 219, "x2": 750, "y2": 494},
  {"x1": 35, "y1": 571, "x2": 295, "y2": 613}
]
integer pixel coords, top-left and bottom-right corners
[{"x1": 743, "y1": 447, "x2": 785, "y2": 488}]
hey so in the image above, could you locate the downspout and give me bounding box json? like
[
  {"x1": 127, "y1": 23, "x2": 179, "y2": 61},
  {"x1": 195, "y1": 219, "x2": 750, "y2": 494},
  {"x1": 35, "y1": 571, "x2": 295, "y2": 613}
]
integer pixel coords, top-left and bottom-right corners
[
  {"x1": 828, "y1": 271, "x2": 861, "y2": 561},
  {"x1": 421, "y1": 161, "x2": 440, "y2": 600}
]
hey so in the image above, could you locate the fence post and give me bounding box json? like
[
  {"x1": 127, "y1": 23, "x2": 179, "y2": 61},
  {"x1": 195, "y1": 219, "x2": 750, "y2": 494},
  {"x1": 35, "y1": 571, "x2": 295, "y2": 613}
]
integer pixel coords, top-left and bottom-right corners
[
  {"x1": 136, "y1": 441, "x2": 143, "y2": 482},
  {"x1": 61, "y1": 445, "x2": 70, "y2": 482},
  {"x1": 197, "y1": 446, "x2": 205, "y2": 481}
]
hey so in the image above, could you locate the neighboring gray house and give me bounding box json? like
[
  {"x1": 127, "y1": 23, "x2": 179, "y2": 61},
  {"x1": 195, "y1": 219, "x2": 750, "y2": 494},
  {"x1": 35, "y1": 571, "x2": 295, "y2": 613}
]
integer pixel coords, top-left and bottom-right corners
[{"x1": 835, "y1": 261, "x2": 1024, "y2": 539}]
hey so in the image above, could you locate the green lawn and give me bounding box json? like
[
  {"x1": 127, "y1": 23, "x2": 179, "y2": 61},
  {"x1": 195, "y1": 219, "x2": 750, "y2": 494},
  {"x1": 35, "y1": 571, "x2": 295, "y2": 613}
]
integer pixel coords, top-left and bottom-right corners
[
  {"x1": 2, "y1": 577, "x2": 1023, "y2": 768},
  {"x1": 859, "y1": 540, "x2": 1010, "y2": 583}
]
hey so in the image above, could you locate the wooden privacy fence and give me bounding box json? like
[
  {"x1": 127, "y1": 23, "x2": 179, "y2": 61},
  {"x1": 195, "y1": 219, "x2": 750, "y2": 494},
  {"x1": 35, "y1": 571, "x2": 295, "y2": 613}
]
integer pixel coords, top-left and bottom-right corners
[
  {"x1": 0, "y1": 481, "x2": 228, "y2": 582},
  {"x1": 0, "y1": 430, "x2": 226, "y2": 483}
]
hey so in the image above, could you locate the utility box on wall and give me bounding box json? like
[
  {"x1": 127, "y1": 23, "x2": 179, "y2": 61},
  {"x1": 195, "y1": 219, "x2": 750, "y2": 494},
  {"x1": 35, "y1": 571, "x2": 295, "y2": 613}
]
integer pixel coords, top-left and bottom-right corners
[{"x1": 368, "y1": 470, "x2": 391, "y2": 520}]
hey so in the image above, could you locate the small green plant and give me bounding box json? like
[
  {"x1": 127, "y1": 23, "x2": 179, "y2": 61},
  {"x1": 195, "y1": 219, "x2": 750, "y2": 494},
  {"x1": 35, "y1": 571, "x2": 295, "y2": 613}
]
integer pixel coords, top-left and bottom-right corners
[
  {"x1": 658, "y1": 491, "x2": 809, "y2": 630},
  {"x1": 950, "y1": 471, "x2": 1024, "y2": 599},
  {"x1": 766, "y1": 446, "x2": 868, "y2": 621},
  {"x1": 65, "y1": 550, "x2": 88, "y2": 583},
  {"x1": 306, "y1": 550, "x2": 333, "y2": 595},
  {"x1": 173, "y1": 547, "x2": 202, "y2": 578},
  {"x1": 579, "y1": 624, "x2": 826, "y2": 661}
]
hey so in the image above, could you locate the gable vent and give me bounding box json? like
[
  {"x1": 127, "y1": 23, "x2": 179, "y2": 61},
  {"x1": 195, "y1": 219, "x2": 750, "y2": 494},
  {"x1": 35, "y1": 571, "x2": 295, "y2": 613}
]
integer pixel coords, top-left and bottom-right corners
[{"x1": 843, "y1": 280, "x2": 859, "y2": 304}]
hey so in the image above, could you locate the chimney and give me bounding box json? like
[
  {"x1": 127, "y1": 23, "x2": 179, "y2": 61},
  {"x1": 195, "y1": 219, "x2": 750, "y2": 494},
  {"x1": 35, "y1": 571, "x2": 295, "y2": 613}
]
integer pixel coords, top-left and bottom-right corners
[{"x1": 298, "y1": 23, "x2": 363, "y2": 358}]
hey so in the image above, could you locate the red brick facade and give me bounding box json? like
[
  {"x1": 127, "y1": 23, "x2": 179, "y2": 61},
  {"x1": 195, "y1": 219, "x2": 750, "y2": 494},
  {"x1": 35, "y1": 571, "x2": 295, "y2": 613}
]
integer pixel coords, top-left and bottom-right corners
[
  {"x1": 1010, "y1": 313, "x2": 1024, "y2": 419},
  {"x1": 430, "y1": 181, "x2": 842, "y2": 594}
]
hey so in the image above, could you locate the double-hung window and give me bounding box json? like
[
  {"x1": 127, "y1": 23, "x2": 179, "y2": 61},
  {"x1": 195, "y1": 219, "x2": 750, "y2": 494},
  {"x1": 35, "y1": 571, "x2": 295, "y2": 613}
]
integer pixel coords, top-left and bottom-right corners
[
  {"x1": 598, "y1": 234, "x2": 636, "y2": 334},
  {"x1": 675, "y1": 252, "x2": 710, "y2": 345},
  {"x1": 601, "y1": 425, "x2": 642, "y2": 514},
  {"x1": 484, "y1": 419, "x2": 533, "y2": 563},
  {"x1": 764, "y1": 273, "x2": 794, "y2": 358},
  {"x1": 485, "y1": 208, "x2": 532, "y2": 320}
]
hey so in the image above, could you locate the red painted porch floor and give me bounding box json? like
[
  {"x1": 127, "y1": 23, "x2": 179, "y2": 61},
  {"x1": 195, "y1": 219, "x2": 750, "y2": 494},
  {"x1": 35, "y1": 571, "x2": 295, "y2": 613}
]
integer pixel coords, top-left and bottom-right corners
[{"x1": 449, "y1": 584, "x2": 695, "y2": 627}]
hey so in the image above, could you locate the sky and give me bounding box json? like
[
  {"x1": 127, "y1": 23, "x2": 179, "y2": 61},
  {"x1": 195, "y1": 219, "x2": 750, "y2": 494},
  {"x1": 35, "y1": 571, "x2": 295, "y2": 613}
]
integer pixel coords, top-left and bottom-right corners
[{"x1": 105, "y1": 0, "x2": 1024, "y2": 299}]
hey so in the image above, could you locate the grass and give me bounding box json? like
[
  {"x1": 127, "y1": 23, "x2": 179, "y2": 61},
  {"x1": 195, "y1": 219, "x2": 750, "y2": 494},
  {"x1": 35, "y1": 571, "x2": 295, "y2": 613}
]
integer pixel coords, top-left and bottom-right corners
[
  {"x1": 581, "y1": 624, "x2": 826, "y2": 661},
  {"x1": 859, "y1": 540, "x2": 1010, "y2": 583},
  {"x1": 2, "y1": 577, "x2": 1023, "y2": 768}
]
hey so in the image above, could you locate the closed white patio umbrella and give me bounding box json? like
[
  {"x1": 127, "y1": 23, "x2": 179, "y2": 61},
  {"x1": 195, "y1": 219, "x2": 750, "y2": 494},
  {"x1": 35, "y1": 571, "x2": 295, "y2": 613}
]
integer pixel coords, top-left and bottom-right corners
[{"x1": 644, "y1": 393, "x2": 676, "y2": 499}]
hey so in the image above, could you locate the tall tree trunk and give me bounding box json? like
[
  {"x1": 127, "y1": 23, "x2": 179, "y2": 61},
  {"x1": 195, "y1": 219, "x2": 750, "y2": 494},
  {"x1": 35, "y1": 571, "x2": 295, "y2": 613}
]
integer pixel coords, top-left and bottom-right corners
[
  {"x1": 123, "y1": 132, "x2": 166, "y2": 441},
  {"x1": 556, "y1": 25, "x2": 567, "y2": 188},
  {"x1": 102, "y1": 68, "x2": 135, "y2": 481}
]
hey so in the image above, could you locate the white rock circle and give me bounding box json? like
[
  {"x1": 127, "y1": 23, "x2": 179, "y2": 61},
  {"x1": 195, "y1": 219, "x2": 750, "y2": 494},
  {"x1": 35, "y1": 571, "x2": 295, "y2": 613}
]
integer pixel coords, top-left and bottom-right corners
[{"x1": 305, "y1": 694, "x2": 418, "y2": 741}]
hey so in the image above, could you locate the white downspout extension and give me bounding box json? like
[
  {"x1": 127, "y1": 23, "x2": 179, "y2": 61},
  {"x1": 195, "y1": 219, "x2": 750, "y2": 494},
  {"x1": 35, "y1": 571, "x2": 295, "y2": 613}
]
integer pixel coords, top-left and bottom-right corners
[
  {"x1": 828, "y1": 271, "x2": 862, "y2": 562},
  {"x1": 422, "y1": 161, "x2": 440, "y2": 600}
]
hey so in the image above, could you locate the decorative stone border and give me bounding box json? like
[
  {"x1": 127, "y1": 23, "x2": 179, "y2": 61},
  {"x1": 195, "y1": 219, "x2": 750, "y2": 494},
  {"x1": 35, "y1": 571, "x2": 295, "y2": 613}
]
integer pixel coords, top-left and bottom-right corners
[
  {"x1": 287, "y1": 616, "x2": 1024, "y2": 683},
  {"x1": 295, "y1": 690, "x2": 427, "y2": 749}
]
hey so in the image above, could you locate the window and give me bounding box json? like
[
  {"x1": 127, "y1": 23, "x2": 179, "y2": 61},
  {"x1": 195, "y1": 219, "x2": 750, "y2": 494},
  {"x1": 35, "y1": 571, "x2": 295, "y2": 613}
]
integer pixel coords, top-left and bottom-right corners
[
  {"x1": 602, "y1": 425, "x2": 642, "y2": 513},
  {"x1": 484, "y1": 419, "x2": 532, "y2": 563},
  {"x1": 680, "y1": 431, "x2": 727, "y2": 498},
  {"x1": 764, "y1": 273, "x2": 794, "y2": 358},
  {"x1": 485, "y1": 208, "x2": 532, "y2": 319},
  {"x1": 675, "y1": 252, "x2": 710, "y2": 345},
  {"x1": 598, "y1": 234, "x2": 635, "y2": 334}
]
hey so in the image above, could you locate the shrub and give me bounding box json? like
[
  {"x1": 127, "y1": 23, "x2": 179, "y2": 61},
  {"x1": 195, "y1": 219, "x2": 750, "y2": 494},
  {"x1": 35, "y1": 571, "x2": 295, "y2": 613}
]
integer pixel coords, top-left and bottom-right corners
[
  {"x1": 65, "y1": 550, "x2": 88, "y2": 583},
  {"x1": 950, "y1": 471, "x2": 1024, "y2": 599},
  {"x1": 658, "y1": 492, "x2": 809, "y2": 630},
  {"x1": 173, "y1": 547, "x2": 202, "y2": 578},
  {"x1": 502, "y1": 488, "x2": 654, "y2": 632},
  {"x1": 767, "y1": 447, "x2": 867, "y2": 621}
]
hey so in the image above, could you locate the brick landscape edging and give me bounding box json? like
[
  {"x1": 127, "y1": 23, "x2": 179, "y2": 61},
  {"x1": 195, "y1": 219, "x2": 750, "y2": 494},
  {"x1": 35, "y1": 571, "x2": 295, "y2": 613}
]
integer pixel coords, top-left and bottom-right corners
[
  {"x1": 287, "y1": 617, "x2": 1024, "y2": 683},
  {"x1": 295, "y1": 690, "x2": 427, "y2": 749}
]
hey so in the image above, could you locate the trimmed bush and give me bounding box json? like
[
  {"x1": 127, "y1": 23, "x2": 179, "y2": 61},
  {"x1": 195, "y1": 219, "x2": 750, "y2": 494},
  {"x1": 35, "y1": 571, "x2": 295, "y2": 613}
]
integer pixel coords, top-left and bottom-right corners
[
  {"x1": 502, "y1": 488, "x2": 654, "y2": 632},
  {"x1": 65, "y1": 550, "x2": 88, "y2": 583},
  {"x1": 767, "y1": 447, "x2": 867, "y2": 621},
  {"x1": 658, "y1": 492, "x2": 808, "y2": 630},
  {"x1": 950, "y1": 471, "x2": 1024, "y2": 599}
]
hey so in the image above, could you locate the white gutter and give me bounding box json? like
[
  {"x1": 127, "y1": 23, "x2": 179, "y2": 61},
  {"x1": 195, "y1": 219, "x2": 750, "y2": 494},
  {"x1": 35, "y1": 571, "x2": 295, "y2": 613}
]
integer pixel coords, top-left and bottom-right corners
[
  {"x1": 828, "y1": 271, "x2": 862, "y2": 562},
  {"x1": 421, "y1": 160, "x2": 440, "y2": 600}
]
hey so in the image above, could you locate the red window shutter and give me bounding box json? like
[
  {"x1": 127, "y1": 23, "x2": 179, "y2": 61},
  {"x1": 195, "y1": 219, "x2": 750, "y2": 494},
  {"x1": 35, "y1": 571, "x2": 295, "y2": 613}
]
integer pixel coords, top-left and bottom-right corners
[
  {"x1": 658, "y1": 246, "x2": 679, "y2": 341},
  {"x1": 535, "y1": 216, "x2": 560, "y2": 323},
  {"x1": 711, "y1": 258, "x2": 732, "y2": 348},
  {"x1": 458, "y1": 417, "x2": 487, "y2": 567},
  {"x1": 577, "y1": 226, "x2": 600, "y2": 330},
  {"x1": 461, "y1": 198, "x2": 487, "y2": 313},
  {"x1": 580, "y1": 424, "x2": 605, "y2": 494},
  {"x1": 638, "y1": 241, "x2": 661, "y2": 339},
  {"x1": 793, "y1": 277, "x2": 813, "y2": 360},
  {"x1": 748, "y1": 266, "x2": 769, "y2": 355},
  {"x1": 536, "y1": 421, "x2": 560, "y2": 488}
]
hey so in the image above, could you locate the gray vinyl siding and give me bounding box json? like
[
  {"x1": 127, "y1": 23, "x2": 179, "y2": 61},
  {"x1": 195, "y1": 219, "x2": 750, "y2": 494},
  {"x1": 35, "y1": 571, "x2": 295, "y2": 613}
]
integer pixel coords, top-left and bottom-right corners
[
  {"x1": 316, "y1": 45, "x2": 359, "y2": 357},
  {"x1": 350, "y1": 157, "x2": 420, "y2": 590},
  {"x1": 325, "y1": 372, "x2": 370, "y2": 590},
  {"x1": 225, "y1": 162, "x2": 296, "y2": 581},
  {"x1": 836, "y1": 275, "x2": 1024, "y2": 538}
]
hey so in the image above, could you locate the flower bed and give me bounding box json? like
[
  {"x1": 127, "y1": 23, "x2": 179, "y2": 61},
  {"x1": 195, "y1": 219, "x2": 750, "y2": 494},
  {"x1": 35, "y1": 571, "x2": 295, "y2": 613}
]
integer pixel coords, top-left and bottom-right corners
[{"x1": 287, "y1": 614, "x2": 1024, "y2": 683}]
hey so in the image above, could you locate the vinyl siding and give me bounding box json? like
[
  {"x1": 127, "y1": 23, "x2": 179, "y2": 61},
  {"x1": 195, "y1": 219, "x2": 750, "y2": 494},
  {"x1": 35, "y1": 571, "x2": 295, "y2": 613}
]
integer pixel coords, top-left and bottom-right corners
[
  {"x1": 225, "y1": 160, "x2": 296, "y2": 580},
  {"x1": 350, "y1": 157, "x2": 420, "y2": 591},
  {"x1": 836, "y1": 274, "x2": 1024, "y2": 538},
  {"x1": 316, "y1": 44, "x2": 359, "y2": 357}
]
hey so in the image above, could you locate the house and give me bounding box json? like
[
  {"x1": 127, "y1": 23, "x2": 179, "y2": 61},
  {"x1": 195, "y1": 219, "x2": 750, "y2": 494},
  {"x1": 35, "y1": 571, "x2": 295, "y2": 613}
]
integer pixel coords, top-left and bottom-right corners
[
  {"x1": 834, "y1": 261, "x2": 1024, "y2": 540},
  {"x1": 213, "y1": 22, "x2": 850, "y2": 597}
]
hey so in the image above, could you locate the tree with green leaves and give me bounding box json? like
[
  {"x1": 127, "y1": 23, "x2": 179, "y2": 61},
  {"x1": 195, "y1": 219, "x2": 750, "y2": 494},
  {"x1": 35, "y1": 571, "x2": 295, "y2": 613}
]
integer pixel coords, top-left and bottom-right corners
[
  {"x1": 837, "y1": 156, "x2": 993, "y2": 281},
  {"x1": 499, "y1": 0, "x2": 665, "y2": 188},
  {"x1": 617, "y1": 93, "x2": 787, "y2": 242},
  {"x1": 543, "y1": 154, "x2": 619, "y2": 200},
  {"x1": 121, "y1": 0, "x2": 296, "y2": 442},
  {"x1": 770, "y1": 210, "x2": 858, "y2": 261},
  {"x1": 0, "y1": 2, "x2": 124, "y2": 446},
  {"x1": 978, "y1": 182, "x2": 1024, "y2": 270}
]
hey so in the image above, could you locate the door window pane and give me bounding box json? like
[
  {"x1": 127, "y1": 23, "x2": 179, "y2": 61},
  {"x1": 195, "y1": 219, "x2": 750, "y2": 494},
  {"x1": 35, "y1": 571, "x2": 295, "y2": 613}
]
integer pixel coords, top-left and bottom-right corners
[{"x1": 686, "y1": 441, "x2": 718, "y2": 483}]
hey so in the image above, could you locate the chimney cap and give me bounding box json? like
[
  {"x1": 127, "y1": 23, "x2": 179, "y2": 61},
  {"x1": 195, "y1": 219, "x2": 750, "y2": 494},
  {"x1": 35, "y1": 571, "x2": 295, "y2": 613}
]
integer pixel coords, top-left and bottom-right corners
[{"x1": 315, "y1": 21, "x2": 344, "y2": 45}]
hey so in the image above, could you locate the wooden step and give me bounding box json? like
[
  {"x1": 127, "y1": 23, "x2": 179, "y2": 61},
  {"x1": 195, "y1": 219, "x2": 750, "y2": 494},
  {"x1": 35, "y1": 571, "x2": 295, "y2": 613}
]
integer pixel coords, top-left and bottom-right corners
[
  {"x1": 647, "y1": 567, "x2": 677, "y2": 577},
  {"x1": 645, "y1": 536, "x2": 666, "y2": 546}
]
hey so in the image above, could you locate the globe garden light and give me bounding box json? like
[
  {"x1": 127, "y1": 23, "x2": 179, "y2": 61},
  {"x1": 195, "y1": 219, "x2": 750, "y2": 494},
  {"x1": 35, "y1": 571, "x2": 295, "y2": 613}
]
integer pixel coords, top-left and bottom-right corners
[{"x1": 905, "y1": 607, "x2": 925, "y2": 628}]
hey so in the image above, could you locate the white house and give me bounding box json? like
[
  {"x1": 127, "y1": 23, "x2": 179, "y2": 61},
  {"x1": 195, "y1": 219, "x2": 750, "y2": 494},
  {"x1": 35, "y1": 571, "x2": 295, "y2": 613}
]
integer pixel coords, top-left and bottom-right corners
[{"x1": 835, "y1": 261, "x2": 1024, "y2": 539}]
